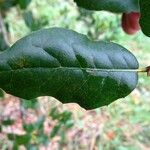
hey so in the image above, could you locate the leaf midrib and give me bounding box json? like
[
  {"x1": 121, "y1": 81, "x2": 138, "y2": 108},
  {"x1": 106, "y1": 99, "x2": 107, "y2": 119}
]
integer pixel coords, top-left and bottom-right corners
[{"x1": 0, "y1": 66, "x2": 139, "y2": 74}]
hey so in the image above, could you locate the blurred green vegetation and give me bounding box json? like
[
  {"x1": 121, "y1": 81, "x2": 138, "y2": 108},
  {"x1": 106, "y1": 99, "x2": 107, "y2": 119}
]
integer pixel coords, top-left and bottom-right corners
[{"x1": 0, "y1": 0, "x2": 150, "y2": 149}]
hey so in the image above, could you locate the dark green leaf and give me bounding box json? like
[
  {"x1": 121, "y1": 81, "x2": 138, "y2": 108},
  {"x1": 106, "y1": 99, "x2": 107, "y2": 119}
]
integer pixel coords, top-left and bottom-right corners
[
  {"x1": 74, "y1": 0, "x2": 139, "y2": 13},
  {"x1": 18, "y1": 0, "x2": 31, "y2": 9},
  {"x1": 0, "y1": 88, "x2": 4, "y2": 98},
  {"x1": 23, "y1": 11, "x2": 49, "y2": 31},
  {"x1": 0, "y1": 14, "x2": 10, "y2": 51},
  {"x1": 21, "y1": 98, "x2": 38, "y2": 109},
  {"x1": 23, "y1": 11, "x2": 34, "y2": 28},
  {"x1": 15, "y1": 134, "x2": 31, "y2": 145},
  {"x1": 13, "y1": 142, "x2": 19, "y2": 150},
  {"x1": 49, "y1": 107, "x2": 59, "y2": 120},
  {"x1": 0, "y1": 33, "x2": 9, "y2": 51},
  {"x1": 0, "y1": 0, "x2": 17, "y2": 10},
  {"x1": 2, "y1": 119, "x2": 14, "y2": 126},
  {"x1": 0, "y1": 28, "x2": 139, "y2": 109},
  {"x1": 7, "y1": 134, "x2": 15, "y2": 140},
  {"x1": 23, "y1": 116, "x2": 45, "y2": 132},
  {"x1": 7, "y1": 133, "x2": 31, "y2": 145},
  {"x1": 50, "y1": 124, "x2": 61, "y2": 138},
  {"x1": 23, "y1": 11, "x2": 37, "y2": 31},
  {"x1": 139, "y1": 0, "x2": 150, "y2": 37},
  {"x1": 59, "y1": 111, "x2": 72, "y2": 123},
  {"x1": 23, "y1": 123, "x2": 34, "y2": 133}
]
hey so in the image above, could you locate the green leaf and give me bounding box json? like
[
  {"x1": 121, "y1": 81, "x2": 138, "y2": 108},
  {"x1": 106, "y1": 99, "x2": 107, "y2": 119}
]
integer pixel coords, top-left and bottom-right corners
[
  {"x1": 1, "y1": 119, "x2": 14, "y2": 126},
  {"x1": 21, "y1": 98, "x2": 38, "y2": 109},
  {"x1": 65, "y1": 120, "x2": 74, "y2": 129},
  {"x1": 23, "y1": 116, "x2": 45, "y2": 133},
  {"x1": 15, "y1": 134, "x2": 31, "y2": 145},
  {"x1": 0, "y1": 88, "x2": 4, "y2": 98},
  {"x1": 36, "y1": 135, "x2": 49, "y2": 145},
  {"x1": 49, "y1": 107, "x2": 59, "y2": 120},
  {"x1": 34, "y1": 116, "x2": 45, "y2": 129},
  {"x1": 23, "y1": 123, "x2": 34, "y2": 133},
  {"x1": 139, "y1": 0, "x2": 150, "y2": 37},
  {"x1": 26, "y1": 145, "x2": 38, "y2": 150},
  {"x1": 74, "y1": 0, "x2": 139, "y2": 13},
  {"x1": 7, "y1": 134, "x2": 15, "y2": 140},
  {"x1": 0, "y1": 28, "x2": 139, "y2": 109},
  {"x1": 12, "y1": 142, "x2": 19, "y2": 150},
  {"x1": 50, "y1": 124, "x2": 61, "y2": 138},
  {"x1": 0, "y1": 33, "x2": 9, "y2": 51},
  {"x1": 23, "y1": 11, "x2": 34, "y2": 30},
  {"x1": 8, "y1": 134, "x2": 31, "y2": 145},
  {"x1": 18, "y1": 0, "x2": 31, "y2": 9},
  {"x1": 23, "y1": 11, "x2": 39, "y2": 31},
  {"x1": 22, "y1": 11, "x2": 49, "y2": 31},
  {"x1": 0, "y1": 0, "x2": 17, "y2": 10},
  {"x1": 59, "y1": 111, "x2": 72, "y2": 123}
]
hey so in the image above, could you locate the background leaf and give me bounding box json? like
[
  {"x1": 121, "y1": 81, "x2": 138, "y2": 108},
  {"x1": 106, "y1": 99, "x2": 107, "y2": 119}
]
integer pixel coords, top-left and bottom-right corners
[
  {"x1": 8, "y1": 134, "x2": 31, "y2": 145},
  {"x1": 0, "y1": 33, "x2": 9, "y2": 51},
  {"x1": 0, "y1": 28, "x2": 139, "y2": 109},
  {"x1": 15, "y1": 134, "x2": 31, "y2": 145},
  {"x1": 74, "y1": 0, "x2": 139, "y2": 13},
  {"x1": 18, "y1": 0, "x2": 31, "y2": 9},
  {"x1": 0, "y1": 0, "x2": 17, "y2": 10},
  {"x1": 139, "y1": 0, "x2": 150, "y2": 37},
  {"x1": 0, "y1": 88, "x2": 4, "y2": 98},
  {"x1": 23, "y1": 11, "x2": 35, "y2": 30},
  {"x1": 21, "y1": 98, "x2": 38, "y2": 109},
  {"x1": 1, "y1": 119, "x2": 14, "y2": 126}
]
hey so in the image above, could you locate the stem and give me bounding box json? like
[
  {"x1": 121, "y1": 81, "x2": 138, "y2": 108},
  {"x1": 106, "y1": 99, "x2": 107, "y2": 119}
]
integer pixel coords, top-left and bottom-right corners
[
  {"x1": 85, "y1": 66, "x2": 150, "y2": 77},
  {"x1": 137, "y1": 68, "x2": 147, "y2": 72},
  {"x1": 135, "y1": 66, "x2": 150, "y2": 76}
]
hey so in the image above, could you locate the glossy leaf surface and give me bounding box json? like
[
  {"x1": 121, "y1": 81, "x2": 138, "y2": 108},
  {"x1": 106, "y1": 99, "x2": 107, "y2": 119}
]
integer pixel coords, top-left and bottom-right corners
[
  {"x1": 0, "y1": 28, "x2": 139, "y2": 109},
  {"x1": 74, "y1": 0, "x2": 139, "y2": 13},
  {"x1": 140, "y1": 0, "x2": 150, "y2": 37}
]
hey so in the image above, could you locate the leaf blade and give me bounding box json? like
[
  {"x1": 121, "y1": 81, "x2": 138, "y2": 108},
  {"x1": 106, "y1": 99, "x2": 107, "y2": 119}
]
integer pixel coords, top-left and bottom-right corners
[
  {"x1": 139, "y1": 0, "x2": 150, "y2": 37},
  {"x1": 0, "y1": 28, "x2": 139, "y2": 109},
  {"x1": 74, "y1": 0, "x2": 139, "y2": 13}
]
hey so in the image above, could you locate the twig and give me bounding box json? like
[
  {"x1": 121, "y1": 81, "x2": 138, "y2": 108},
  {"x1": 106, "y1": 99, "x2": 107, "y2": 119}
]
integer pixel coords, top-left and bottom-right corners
[{"x1": 146, "y1": 66, "x2": 150, "y2": 76}]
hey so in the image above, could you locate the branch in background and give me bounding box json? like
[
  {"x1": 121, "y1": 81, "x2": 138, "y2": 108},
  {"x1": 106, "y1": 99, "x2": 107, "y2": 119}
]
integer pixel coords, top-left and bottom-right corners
[
  {"x1": 146, "y1": 66, "x2": 150, "y2": 76},
  {"x1": 0, "y1": 11, "x2": 10, "y2": 51}
]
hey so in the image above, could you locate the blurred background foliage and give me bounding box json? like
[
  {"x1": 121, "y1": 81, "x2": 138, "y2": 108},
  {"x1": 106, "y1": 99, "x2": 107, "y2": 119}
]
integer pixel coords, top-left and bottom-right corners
[{"x1": 0, "y1": 0, "x2": 150, "y2": 150}]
